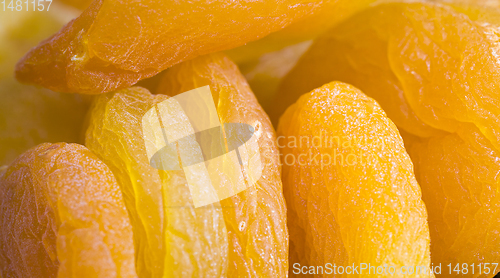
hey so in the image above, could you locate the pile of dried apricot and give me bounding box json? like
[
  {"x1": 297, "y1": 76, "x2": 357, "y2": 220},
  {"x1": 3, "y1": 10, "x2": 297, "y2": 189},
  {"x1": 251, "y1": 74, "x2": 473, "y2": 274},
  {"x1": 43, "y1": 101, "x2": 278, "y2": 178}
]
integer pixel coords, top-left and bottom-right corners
[{"x1": 1, "y1": 0, "x2": 500, "y2": 277}]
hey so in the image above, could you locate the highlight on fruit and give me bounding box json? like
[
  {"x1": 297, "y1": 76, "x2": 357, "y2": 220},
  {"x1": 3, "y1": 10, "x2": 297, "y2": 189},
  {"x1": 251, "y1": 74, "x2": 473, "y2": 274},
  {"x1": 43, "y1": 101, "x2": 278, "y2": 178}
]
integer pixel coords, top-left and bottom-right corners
[
  {"x1": 1, "y1": 0, "x2": 500, "y2": 277},
  {"x1": 142, "y1": 85, "x2": 262, "y2": 208}
]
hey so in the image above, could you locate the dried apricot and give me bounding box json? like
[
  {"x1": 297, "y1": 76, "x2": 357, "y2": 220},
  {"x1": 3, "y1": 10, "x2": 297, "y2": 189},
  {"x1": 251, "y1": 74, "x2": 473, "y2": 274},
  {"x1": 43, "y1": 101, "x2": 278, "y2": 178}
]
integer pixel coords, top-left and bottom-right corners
[
  {"x1": 85, "y1": 87, "x2": 229, "y2": 277},
  {"x1": 85, "y1": 89, "x2": 222, "y2": 277},
  {"x1": 0, "y1": 143, "x2": 136, "y2": 277},
  {"x1": 278, "y1": 81, "x2": 433, "y2": 277},
  {"x1": 275, "y1": 2, "x2": 500, "y2": 275},
  {"x1": 406, "y1": 126, "x2": 500, "y2": 277},
  {"x1": 157, "y1": 53, "x2": 288, "y2": 277},
  {"x1": 16, "y1": 0, "x2": 337, "y2": 94},
  {"x1": 84, "y1": 52, "x2": 287, "y2": 277}
]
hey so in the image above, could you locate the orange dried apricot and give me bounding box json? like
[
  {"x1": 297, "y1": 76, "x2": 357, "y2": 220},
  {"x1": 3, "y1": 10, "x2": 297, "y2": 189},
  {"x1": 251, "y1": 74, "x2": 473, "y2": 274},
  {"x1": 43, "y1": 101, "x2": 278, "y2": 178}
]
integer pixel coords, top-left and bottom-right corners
[
  {"x1": 406, "y1": 126, "x2": 500, "y2": 277},
  {"x1": 157, "y1": 53, "x2": 288, "y2": 277},
  {"x1": 15, "y1": 0, "x2": 338, "y2": 94},
  {"x1": 275, "y1": 2, "x2": 500, "y2": 275},
  {"x1": 278, "y1": 81, "x2": 433, "y2": 277},
  {"x1": 0, "y1": 143, "x2": 136, "y2": 277}
]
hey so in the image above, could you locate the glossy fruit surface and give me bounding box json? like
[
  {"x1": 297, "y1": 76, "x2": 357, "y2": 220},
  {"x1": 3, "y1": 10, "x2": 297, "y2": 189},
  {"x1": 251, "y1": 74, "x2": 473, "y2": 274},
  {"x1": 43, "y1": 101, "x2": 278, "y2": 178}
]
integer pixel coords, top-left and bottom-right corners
[
  {"x1": 275, "y1": 3, "x2": 500, "y2": 276},
  {"x1": 85, "y1": 87, "x2": 229, "y2": 278},
  {"x1": 15, "y1": 0, "x2": 340, "y2": 94},
  {"x1": 278, "y1": 81, "x2": 433, "y2": 277},
  {"x1": 157, "y1": 53, "x2": 288, "y2": 277},
  {"x1": 0, "y1": 143, "x2": 136, "y2": 277},
  {"x1": 85, "y1": 54, "x2": 286, "y2": 277}
]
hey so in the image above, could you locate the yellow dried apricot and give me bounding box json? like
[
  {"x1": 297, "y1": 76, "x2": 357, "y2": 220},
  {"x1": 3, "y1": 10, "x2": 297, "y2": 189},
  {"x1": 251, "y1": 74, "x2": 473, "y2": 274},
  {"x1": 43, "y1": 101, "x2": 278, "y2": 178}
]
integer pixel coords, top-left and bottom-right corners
[
  {"x1": 157, "y1": 53, "x2": 288, "y2": 277},
  {"x1": 0, "y1": 143, "x2": 136, "y2": 277},
  {"x1": 278, "y1": 81, "x2": 433, "y2": 277},
  {"x1": 85, "y1": 87, "x2": 228, "y2": 277},
  {"x1": 84, "y1": 53, "x2": 287, "y2": 277}
]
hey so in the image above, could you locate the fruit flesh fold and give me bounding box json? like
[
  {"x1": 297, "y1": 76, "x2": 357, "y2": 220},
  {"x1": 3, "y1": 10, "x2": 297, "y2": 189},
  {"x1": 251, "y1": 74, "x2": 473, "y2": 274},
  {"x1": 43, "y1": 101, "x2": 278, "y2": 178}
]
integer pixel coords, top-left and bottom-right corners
[
  {"x1": 85, "y1": 87, "x2": 228, "y2": 278},
  {"x1": 278, "y1": 81, "x2": 433, "y2": 277},
  {"x1": 156, "y1": 53, "x2": 288, "y2": 277},
  {"x1": 275, "y1": 3, "x2": 500, "y2": 276},
  {"x1": 0, "y1": 143, "x2": 136, "y2": 278},
  {"x1": 14, "y1": 0, "x2": 347, "y2": 95}
]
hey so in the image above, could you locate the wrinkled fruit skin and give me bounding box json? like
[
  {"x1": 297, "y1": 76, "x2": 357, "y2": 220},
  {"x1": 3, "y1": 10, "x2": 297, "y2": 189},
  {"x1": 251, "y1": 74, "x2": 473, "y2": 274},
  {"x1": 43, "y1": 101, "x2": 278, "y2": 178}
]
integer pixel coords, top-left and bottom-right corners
[
  {"x1": 275, "y1": 3, "x2": 500, "y2": 276},
  {"x1": 278, "y1": 82, "x2": 433, "y2": 277},
  {"x1": 278, "y1": 81, "x2": 432, "y2": 277},
  {"x1": 85, "y1": 86, "x2": 229, "y2": 278},
  {"x1": 0, "y1": 143, "x2": 136, "y2": 278},
  {"x1": 85, "y1": 53, "x2": 287, "y2": 277},
  {"x1": 16, "y1": 0, "x2": 336, "y2": 94},
  {"x1": 157, "y1": 53, "x2": 288, "y2": 277}
]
